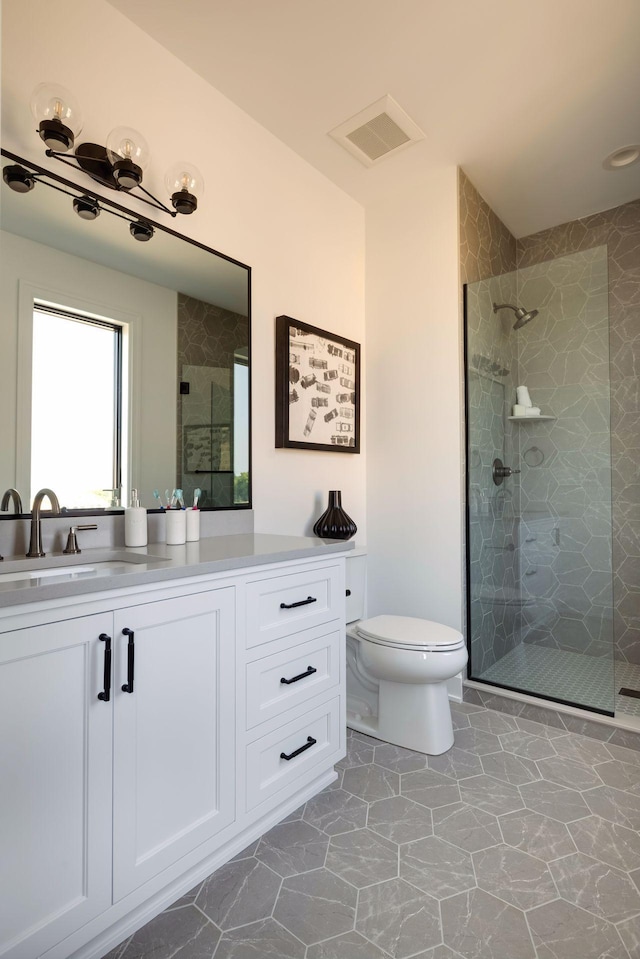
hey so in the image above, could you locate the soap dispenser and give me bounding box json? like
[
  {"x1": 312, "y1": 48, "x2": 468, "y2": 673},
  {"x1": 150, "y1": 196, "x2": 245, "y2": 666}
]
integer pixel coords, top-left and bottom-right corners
[{"x1": 124, "y1": 489, "x2": 147, "y2": 547}]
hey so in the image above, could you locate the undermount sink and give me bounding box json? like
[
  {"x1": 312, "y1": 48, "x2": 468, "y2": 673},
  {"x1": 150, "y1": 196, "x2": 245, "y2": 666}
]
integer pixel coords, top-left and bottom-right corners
[{"x1": 0, "y1": 550, "x2": 171, "y2": 585}]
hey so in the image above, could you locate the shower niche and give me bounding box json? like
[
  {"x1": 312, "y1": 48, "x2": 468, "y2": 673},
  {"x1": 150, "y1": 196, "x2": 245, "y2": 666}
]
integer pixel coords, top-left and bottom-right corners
[{"x1": 464, "y1": 246, "x2": 617, "y2": 716}]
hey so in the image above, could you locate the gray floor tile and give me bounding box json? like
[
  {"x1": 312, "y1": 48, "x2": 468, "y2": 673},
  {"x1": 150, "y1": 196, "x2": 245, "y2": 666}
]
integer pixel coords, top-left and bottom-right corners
[
  {"x1": 468, "y1": 709, "x2": 519, "y2": 735},
  {"x1": 568, "y1": 814, "x2": 640, "y2": 871},
  {"x1": 480, "y1": 751, "x2": 539, "y2": 786},
  {"x1": 165, "y1": 884, "x2": 203, "y2": 911},
  {"x1": 196, "y1": 859, "x2": 281, "y2": 930},
  {"x1": 458, "y1": 774, "x2": 524, "y2": 816},
  {"x1": 408, "y1": 948, "x2": 459, "y2": 959},
  {"x1": 342, "y1": 764, "x2": 399, "y2": 803},
  {"x1": 337, "y1": 738, "x2": 375, "y2": 770},
  {"x1": 229, "y1": 841, "x2": 259, "y2": 863},
  {"x1": 401, "y1": 769, "x2": 461, "y2": 809},
  {"x1": 552, "y1": 733, "x2": 613, "y2": 766},
  {"x1": 473, "y1": 844, "x2": 557, "y2": 910},
  {"x1": 432, "y1": 802, "x2": 502, "y2": 852},
  {"x1": 255, "y1": 820, "x2": 328, "y2": 877},
  {"x1": 499, "y1": 730, "x2": 558, "y2": 761},
  {"x1": 374, "y1": 743, "x2": 428, "y2": 774},
  {"x1": 273, "y1": 868, "x2": 357, "y2": 945},
  {"x1": 213, "y1": 918, "x2": 305, "y2": 958},
  {"x1": 583, "y1": 784, "x2": 640, "y2": 829},
  {"x1": 367, "y1": 795, "x2": 433, "y2": 844},
  {"x1": 428, "y1": 746, "x2": 483, "y2": 780},
  {"x1": 119, "y1": 906, "x2": 220, "y2": 959},
  {"x1": 303, "y1": 788, "x2": 368, "y2": 836},
  {"x1": 549, "y1": 852, "x2": 640, "y2": 923},
  {"x1": 519, "y1": 779, "x2": 590, "y2": 822},
  {"x1": 535, "y1": 755, "x2": 603, "y2": 791},
  {"x1": 605, "y1": 742, "x2": 640, "y2": 766},
  {"x1": 400, "y1": 836, "x2": 475, "y2": 899},
  {"x1": 594, "y1": 759, "x2": 640, "y2": 791},
  {"x1": 441, "y1": 888, "x2": 535, "y2": 959},
  {"x1": 527, "y1": 898, "x2": 630, "y2": 959},
  {"x1": 306, "y1": 930, "x2": 388, "y2": 958},
  {"x1": 452, "y1": 727, "x2": 502, "y2": 755},
  {"x1": 617, "y1": 913, "x2": 640, "y2": 958},
  {"x1": 631, "y1": 867, "x2": 640, "y2": 892},
  {"x1": 325, "y1": 828, "x2": 398, "y2": 887},
  {"x1": 499, "y1": 809, "x2": 576, "y2": 862},
  {"x1": 356, "y1": 878, "x2": 441, "y2": 958}
]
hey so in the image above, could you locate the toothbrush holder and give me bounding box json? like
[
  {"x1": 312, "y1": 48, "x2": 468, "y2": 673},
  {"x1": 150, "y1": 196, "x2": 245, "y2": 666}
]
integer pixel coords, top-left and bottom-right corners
[{"x1": 165, "y1": 509, "x2": 186, "y2": 545}]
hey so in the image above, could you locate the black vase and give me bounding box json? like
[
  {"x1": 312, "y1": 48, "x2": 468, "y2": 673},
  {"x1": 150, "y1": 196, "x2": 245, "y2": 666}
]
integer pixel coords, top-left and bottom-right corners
[{"x1": 313, "y1": 490, "x2": 357, "y2": 540}]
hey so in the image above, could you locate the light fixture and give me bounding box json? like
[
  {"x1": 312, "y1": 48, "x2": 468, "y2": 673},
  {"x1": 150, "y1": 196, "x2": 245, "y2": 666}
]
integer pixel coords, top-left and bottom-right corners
[
  {"x1": 30, "y1": 82, "x2": 83, "y2": 152},
  {"x1": 603, "y1": 145, "x2": 640, "y2": 170},
  {"x1": 73, "y1": 195, "x2": 100, "y2": 220},
  {"x1": 30, "y1": 83, "x2": 204, "y2": 217},
  {"x1": 3, "y1": 163, "x2": 36, "y2": 193},
  {"x1": 129, "y1": 220, "x2": 154, "y2": 241}
]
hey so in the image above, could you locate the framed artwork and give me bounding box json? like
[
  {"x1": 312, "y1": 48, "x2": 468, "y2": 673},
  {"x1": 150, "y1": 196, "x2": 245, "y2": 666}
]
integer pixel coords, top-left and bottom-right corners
[
  {"x1": 184, "y1": 424, "x2": 232, "y2": 473},
  {"x1": 275, "y1": 315, "x2": 361, "y2": 453}
]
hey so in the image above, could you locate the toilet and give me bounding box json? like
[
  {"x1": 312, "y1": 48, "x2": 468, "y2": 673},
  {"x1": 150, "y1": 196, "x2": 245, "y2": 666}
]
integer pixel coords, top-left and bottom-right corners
[{"x1": 346, "y1": 553, "x2": 467, "y2": 755}]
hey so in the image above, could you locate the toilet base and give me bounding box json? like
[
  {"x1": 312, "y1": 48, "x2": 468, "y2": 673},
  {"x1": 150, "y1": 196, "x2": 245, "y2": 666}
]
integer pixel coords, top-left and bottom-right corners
[{"x1": 378, "y1": 679, "x2": 454, "y2": 755}]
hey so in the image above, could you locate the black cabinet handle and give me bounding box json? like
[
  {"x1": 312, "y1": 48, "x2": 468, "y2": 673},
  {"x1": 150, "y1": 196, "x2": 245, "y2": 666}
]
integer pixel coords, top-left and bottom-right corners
[
  {"x1": 97, "y1": 633, "x2": 112, "y2": 702},
  {"x1": 346, "y1": 589, "x2": 351, "y2": 596},
  {"x1": 280, "y1": 736, "x2": 317, "y2": 761},
  {"x1": 280, "y1": 666, "x2": 317, "y2": 685},
  {"x1": 121, "y1": 628, "x2": 135, "y2": 693},
  {"x1": 280, "y1": 596, "x2": 317, "y2": 610}
]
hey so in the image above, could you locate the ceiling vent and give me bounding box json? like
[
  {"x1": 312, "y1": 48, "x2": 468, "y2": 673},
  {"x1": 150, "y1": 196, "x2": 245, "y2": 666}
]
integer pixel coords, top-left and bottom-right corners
[{"x1": 329, "y1": 95, "x2": 424, "y2": 167}]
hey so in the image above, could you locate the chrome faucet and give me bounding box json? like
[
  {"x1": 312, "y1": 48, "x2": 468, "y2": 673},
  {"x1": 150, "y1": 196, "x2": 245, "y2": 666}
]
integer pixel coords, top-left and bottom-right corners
[
  {"x1": 27, "y1": 488, "x2": 61, "y2": 558},
  {"x1": 1, "y1": 488, "x2": 23, "y2": 513}
]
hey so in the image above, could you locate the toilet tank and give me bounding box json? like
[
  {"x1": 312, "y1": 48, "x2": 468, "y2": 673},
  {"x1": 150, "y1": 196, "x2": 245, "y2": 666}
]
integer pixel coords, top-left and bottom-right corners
[{"x1": 346, "y1": 550, "x2": 367, "y2": 623}]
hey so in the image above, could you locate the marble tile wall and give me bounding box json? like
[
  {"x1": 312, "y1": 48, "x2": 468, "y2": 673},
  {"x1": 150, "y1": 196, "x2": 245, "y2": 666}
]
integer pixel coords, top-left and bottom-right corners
[
  {"x1": 517, "y1": 201, "x2": 640, "y2": 666},
  {"x1": 176, "y1": 293, "x2": 249, "y2": 509},
  {"x1": 459, "y1": 171, "x2": 519, "y2": 672}
]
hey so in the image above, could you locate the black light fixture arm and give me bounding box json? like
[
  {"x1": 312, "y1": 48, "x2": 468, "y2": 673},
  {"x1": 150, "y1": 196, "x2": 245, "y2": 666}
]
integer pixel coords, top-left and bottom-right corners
[{"x1": 44, "y1": 147, "x2": 177, "y2": 217}]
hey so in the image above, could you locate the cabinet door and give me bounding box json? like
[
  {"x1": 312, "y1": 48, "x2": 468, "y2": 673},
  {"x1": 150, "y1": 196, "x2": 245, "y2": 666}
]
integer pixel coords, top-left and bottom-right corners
[
  {"x1": 112, "y1": 588, "x2": 235, "y2": 900},
  {"x1": 0, "y1": 616, "x2": 112, "y2": 959}
]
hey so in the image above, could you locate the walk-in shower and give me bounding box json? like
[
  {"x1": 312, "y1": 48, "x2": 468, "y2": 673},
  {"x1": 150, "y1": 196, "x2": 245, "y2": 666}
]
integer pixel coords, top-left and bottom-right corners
[{"x1": 464, "y1": 246, "x2": 631, "y2": 718}]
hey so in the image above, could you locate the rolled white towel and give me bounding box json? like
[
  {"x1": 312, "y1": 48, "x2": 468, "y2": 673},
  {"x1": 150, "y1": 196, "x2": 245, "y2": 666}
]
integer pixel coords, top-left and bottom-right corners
[
  {"x1": 512, "y1": 404, "x2": 526, "y2": 417},
  {"x1": 517, "y1": 386, "x2": 532, "y2": 407},
  {"x1": 525, "y1": 407, "x2": 541, "y2": 416}
]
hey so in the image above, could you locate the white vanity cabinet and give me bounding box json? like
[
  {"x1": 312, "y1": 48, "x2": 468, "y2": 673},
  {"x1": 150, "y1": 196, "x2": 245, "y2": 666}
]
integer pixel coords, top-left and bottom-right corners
[
  {"x1": 0, "y1": 615, "x2": 113, "y2": 959},
  {"x1": 0, "y1": 548, "x2": 347, "y2": 959}
]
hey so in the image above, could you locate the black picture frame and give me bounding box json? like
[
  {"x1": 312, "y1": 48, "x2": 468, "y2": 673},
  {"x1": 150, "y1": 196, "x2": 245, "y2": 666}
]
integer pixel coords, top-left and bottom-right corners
[{"x1": 275, "y1": 315, "x2": 361, "y2": 453}]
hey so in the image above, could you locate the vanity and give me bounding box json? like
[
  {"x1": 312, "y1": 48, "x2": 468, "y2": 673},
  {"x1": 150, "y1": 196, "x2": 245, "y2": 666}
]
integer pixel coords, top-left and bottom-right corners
[{"x1": 0, "y1": 535, "x2": 351, "y2": 959}]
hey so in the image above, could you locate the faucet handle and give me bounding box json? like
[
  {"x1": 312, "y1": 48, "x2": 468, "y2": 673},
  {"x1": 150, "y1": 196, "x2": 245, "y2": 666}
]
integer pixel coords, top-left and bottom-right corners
[{"x1": 63, "y1": 524, "x2": 98, "y2": 555}]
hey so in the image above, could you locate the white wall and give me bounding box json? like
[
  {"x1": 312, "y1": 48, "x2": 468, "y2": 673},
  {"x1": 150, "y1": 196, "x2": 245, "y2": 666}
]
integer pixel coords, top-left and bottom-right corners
[
  {"x1": 365, "y1": 171, "x2": 463, "y2": 630},
  {"x1": 0, "y1": 231, "x2": 177, "y2": 505},
  {"x1": 1, "y1": 0, "x2": 366, "y2": 540}
]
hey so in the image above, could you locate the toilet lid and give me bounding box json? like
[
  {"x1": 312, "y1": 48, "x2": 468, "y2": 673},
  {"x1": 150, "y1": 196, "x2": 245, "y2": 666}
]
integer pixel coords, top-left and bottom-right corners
[{"x1": 356, "y1": 615, "x2": 464, "y2": 651}]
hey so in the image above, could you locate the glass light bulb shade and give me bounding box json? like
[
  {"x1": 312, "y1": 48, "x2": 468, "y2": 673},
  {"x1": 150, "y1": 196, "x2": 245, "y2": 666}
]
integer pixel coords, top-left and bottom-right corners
[
  {"x1": 164, "y1": 161, "x2": 204, "y2": 198},
  {"x1": 30, "y1": 82, "x2": 83, "y2": 135},
  {"x1": 106, "y1": 126, "x2": 150, "y2": 169}
]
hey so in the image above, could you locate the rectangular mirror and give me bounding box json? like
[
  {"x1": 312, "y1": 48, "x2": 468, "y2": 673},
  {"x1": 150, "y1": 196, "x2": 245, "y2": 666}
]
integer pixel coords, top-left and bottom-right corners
[{"x1": 0, "y1": 150, "x2": 251, "y2": 514}]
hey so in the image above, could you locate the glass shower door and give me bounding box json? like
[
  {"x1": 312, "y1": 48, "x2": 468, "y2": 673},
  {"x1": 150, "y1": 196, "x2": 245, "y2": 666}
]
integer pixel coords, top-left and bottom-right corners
[{"x1": 465, "y1": 248, "x2": 615, "y2": 715}]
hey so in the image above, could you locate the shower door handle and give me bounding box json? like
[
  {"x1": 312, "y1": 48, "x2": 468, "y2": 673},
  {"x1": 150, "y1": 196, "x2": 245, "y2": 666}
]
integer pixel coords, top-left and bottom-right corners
[{"x1": 493, "y1": 458, "x2": 521, "y2": 485}]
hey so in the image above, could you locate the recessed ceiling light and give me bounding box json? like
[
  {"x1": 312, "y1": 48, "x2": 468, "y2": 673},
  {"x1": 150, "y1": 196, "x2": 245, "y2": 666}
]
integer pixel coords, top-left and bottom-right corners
[{"x1": 603, "y1": 145, "x2": 640, "y2": 170}]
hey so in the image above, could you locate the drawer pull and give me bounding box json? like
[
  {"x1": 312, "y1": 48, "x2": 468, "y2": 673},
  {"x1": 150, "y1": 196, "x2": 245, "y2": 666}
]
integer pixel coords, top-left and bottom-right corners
[
  {"x1": 280, "y1": 736, "x2": 317, "y2": 761},
  {"x1": 121, "y1": 628, "x2": 135, "y2": 694},
  {"x1": 280, "y1": 595, "x2": 317, "y2": 610},
  {"x1": 97, "y1": 633, "x2": 112, "y2": 702},
  {"x1": 280, "y1": 665, "x2": 317, "y2": 685}
]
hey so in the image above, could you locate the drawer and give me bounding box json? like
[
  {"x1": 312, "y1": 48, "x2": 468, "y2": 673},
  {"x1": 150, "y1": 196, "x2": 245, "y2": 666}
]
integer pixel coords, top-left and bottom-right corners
[
  {"x1": 245, "y1": 625, "x2": 341, "y2": 730},
  {"x1": 245, "y1": 696, "x2": 340, "y2": 811},
  {"x1": 245, "y1": 563, "x2": 343, "y2": 649}
]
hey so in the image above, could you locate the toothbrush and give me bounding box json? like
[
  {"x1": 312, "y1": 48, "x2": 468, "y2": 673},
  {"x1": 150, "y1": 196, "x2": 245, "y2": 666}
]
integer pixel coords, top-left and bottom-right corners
[
  {"x1": 153, "y1": 489, "x2": 165, "y2": 510},
  {"x1": 166, "y1": 489, "x2": 173, "y2": 509},
  {"x1": 193, "y1": 487, "x2": 201, "y2": 509},
  {"x1": 176, "y1": 489, "x2": 184, "y2": 509}
]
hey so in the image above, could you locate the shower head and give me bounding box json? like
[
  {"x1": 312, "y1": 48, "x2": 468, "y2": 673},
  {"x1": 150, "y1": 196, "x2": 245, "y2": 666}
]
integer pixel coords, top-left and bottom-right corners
[{"x1": 493, "y1": 302, "x2": 539, "y2": 330}]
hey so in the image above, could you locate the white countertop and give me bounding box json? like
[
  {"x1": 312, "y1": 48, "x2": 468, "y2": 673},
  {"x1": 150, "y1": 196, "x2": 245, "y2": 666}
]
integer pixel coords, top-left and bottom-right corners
[{"x1": 0, "y1": 534, "x2": 354, "y2": 608}]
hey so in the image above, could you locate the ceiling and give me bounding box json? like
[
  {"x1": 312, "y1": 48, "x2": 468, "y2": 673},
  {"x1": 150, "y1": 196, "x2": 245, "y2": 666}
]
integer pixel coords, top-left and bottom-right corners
[{"x1": 108, "y1": 0, "x2": 640, "y2": 237}]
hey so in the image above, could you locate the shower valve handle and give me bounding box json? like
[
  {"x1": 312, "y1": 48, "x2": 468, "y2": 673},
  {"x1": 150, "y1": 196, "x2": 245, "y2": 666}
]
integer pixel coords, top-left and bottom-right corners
[{"x1": 493, "y1": 458, "x2": 521, "y2": 485}]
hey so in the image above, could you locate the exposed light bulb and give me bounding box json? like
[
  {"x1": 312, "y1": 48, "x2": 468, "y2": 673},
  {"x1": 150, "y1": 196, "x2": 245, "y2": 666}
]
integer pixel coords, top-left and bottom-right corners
[
  {"x1": 106, "y1": 126, "x2": 150, "y2": 190},
  {"x1": 164, "y1": 161, "x2": 204, "y2": 214},
  {"x1": 30, "y1": 82, "x2": 83, "y2": 152}
]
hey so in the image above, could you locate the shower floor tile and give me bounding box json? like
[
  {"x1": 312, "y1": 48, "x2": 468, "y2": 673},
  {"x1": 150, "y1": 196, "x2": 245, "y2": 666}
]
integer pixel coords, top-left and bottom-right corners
[{"x1": 480, "y1": 644, "x2": 640, "y2": 718}]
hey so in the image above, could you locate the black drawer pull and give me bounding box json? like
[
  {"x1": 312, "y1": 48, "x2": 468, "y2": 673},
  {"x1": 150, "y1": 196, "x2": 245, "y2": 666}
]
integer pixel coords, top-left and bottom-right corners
[
  {"x1": 346, "y1": 589, "x2": 351, "y2": 596},
  {"x1": 280, "y1": 595, "x2": 317, "y2": 610},
  {"x1": 121, "y1": 628, "x2": 135, "y2": 693},
  {"x1": 280, "y1": 736, "x2": 317, "y2": 761},
  {"x1": 97, "y1": 633, "x2": 112, "y2": 702},
  {"x1": 281, "y1": 665, "x2": 317, "y2": 685}
]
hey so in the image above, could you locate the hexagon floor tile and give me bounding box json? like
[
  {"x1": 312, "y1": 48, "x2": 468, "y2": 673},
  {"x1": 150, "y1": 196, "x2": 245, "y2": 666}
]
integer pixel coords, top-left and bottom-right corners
[{"x1": 106, "y1": 706, "x2": 640, "y2": 959}]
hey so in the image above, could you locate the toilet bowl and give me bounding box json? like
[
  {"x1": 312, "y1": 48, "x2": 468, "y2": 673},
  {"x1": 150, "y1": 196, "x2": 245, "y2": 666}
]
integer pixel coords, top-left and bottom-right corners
[{"x1": 351, "y1": 615, "x2": 467, "y2": 755}]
